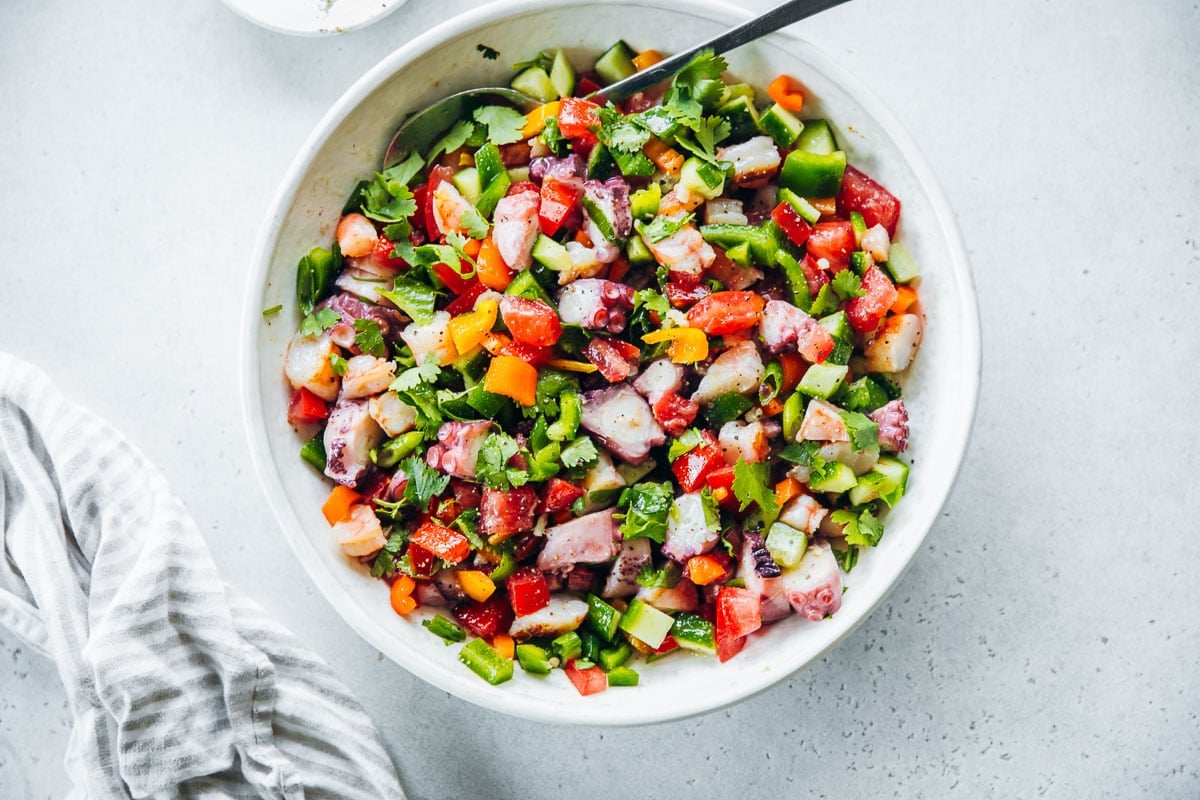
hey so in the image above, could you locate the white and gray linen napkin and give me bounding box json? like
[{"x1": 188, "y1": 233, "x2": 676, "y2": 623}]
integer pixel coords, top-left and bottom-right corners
[{"x1": 0, "y1": 353, "x2": 405, "y2": 799}]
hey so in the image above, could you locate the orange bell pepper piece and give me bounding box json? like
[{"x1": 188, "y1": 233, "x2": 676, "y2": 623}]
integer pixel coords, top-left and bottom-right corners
[
  {"x1": 643, "y1": 137, "x2": 684, "y2": 177},
  {"x1": 687, "y1": 554, "x2": 728, "y2": 586},
  {"x1": 521, "y1": 100, "x2": 562, "y2": 139},
  {"x1": 389, "y1": 576, "x2": 417, "y2": 616},
  {"x1": 484, "y1": 355, "x2": 538, "y2": 406},
  {"x1": 641, "y1": 326, "x2": 709, "y2": 364},
  {"x1": 491, "y1": 633, "x2": 515, "y2": 660},
  {"x1": 457, "y1": 570, "x2": 497, "y2": 602},
  {"x1": 774, "y1": 476, "x2": 803, "y2": 509},
  {"x1": 890, "y1": 284, "x2": 918, "y2": 315},
  {"x1": 476, "y1": 235, "x2": 514, "y2": 290},
  {"x1": 545, "y1": 358, "x2": 598, "y2": 374},
  {"x1": 767, "y1": 75, "x2": 805, "y2": 112},
  {"x1": 321, "y1": 485, "x2": 361, "y2": 525},
  {"x1": 632, "y1": 50, "x2": 664, "y2": 71}
]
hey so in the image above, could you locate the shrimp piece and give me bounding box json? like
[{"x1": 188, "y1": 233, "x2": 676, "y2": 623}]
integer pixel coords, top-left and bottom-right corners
[
  {"x1": 340, "y1": 355, "x2": 396, "y2": 400},
  {"x1": 399, "y1": 310, "x2": 457, "y2": 366},
  {"x1": 335, "y1": 213, "x2": 378, "y2": 258},
  {"x1": 284, "y1": 332, "x2": 340, "y2": 402},
  {"x1": 431, "y1": 181, "x2": 476, "y2": 236},
  {"x1": 332, "y1": 504, "x2": 388, "y2": 557},
  {"x1": 644, "y1": 220, "x2": 716, "y2": 279},
  {"x1": 492, "y1": 189, "x2": 540, "y2": 270}
]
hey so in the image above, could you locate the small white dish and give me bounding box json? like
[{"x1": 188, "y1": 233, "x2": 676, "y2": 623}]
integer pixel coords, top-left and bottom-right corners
[
  {"x1": 222, "y1": 0, "x2": 408, "y2": 36},
  {"x1": 242, "y1": 0, "x2": 981, "y2": 725}
]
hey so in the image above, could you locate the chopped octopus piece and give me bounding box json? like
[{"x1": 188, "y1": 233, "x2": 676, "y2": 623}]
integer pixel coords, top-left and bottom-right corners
[
  {"x1": 323, "y1": 399, "x2": 384, "y2": 487},
  {"x1": 718, "y1": 420, "x2": 768, "y2": 465},
  {"x1": 798, "y1": 398, "x2": 850, "y2": 443},
  {"x1": 779, "y1": 540, "x2": 843, "y2": 621},
  {"x1": 704, "y1": 198, "x2": 748, "y2": 226},
  {"x1": 509, "y1": 596, "x2": 589, "y2": 641},
  {"x1": 759, "y1": 300, "x2": 835, "y2": 363},
  {"x1": 870, "y1": 399, "x2": 910, "y2": 453},
  {"x1": 864, "y1": 313, "x2": 923, "y2": 373},
  {"x1": 692, "y1": 341, "x2": 764, "y2": 404},
  {"x1": 581, "y1": 177, "x2": 633, "y2": 241},
  {"x1": 739, "y1": 534, "x2": 788, "y2": 619},
  {"x1": 332, "y1": 504, "x2": 387, "y2": 557},
  {"x1": 399, "y1": 310, "x2": 457, "y2": 367},
  {"x1": 320, "y1": 292, "x2": 407, "y2": 343},
  {"x1": 580, "y1": 384, "x2": 666, "y2": 465},
  {"x1": 557, "y1": 279, "x2": 635, "y2": 334},
  {"x1": 480, "y1": 486, "x2": 540, "y2": 543},
  {"x1": 536, "y1": 509, "x2": 622, "y2": 572},
  {"x1": 636, "y1": 579, "x2": 699, "y2": 613},
  {"x1": 601, "y1": 538, "x2": 652, "y2": 599},
  {"x1": 284, "y1": 332, "x2": 340, "y2": 402},
  {"x1": 529, "y1": 154, "x2": 585, "y2": 185},
  {"x1": 632, "y1": 358, "x2": 684, "y2": 404},
  {"x1": 660, "y1": 492, "x2": 719, "y2": 563},
  {"x1": 425, "y1": 421, "x2": 495, "y2": 480},
  {"x1": 717, "y1": 136, "x2": 782, "y2": 186},
  {"x1": 492, "y1": 189, "x2": 540, "y2": 271},
  {"x1": 367, "y1": 391, "x2": 417, "y2": 437},
  {"x1": 582, "y1": 337, "x2": 640, "y2": 383}
]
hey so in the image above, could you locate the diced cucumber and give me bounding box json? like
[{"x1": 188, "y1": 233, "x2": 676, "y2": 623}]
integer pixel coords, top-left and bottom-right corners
[
  {"x1": 616, "y1": 458, "x2": 657, "y2": 485},
  {"x1": 581, "y1": 194, "x2": 617, "y2": 242},
  {"x1": 884, "y1": 242, "x2": 921, "y2": 283},
  {"x1": 849, "y1": 211, "x2": 867, "y2": 244},
  {"x1": 781, "y1": 391, "x2": 805, "y2": 442},
  {"x1": 759, "y1": 102, "x2": 804, "y2": 148},
  {"x1": 511, "y1": 66, "x2": 558, "y2": 103},
  {"x1": 586, "y1": 594, "x2": 622, "y2": 642},
  {"x1": 607, "y1": 666, "x2": 640, "y2": 686},
  {"x1": 617, "y1": 597, "x2": 674, "y2": 649},
  {"x1": 819, "y1": 311, "x2": 854, "y2": 343},
  {"x1": 849, "y1": 251, "x2": 873, "y2": 275},
  {"x1": 809, "y1": 461, "x2": 857, "y2": 494},
  {"x1": 598, "y1": 641, "x2": 632, "y2": 672},
  {"x1": 765, "y1": 522, "x2": 809, "y2": 569},
  {"x1": 451, "y1": 167, "x2": 482, "y2": 206},
  {"x1": 627, "y1": 233, "x2": 654, "y2": 266},
  {"x1": 796, "y1": 363, "x2": 849, "y2": 399},
  {"x1": 837, "y1": 376, "x2": 890, "y2": 413},
  {"x1": 506, "y1": 166, "x2": 530, "y2": 184},
  {"x1": 586, "y1": 142, "x2": 616, "y2": 179},
  {"x1": 796, "y1": 118, "x2": 838, "y2": 155},
  {"x1": 594, "y1": 40, "x2": 638, "y2": 85},
  {"x1": 780, "y1": 149, "x2": 847, "y2": 198},
  {"x1": 871, "y1": 456, "x2": 909, "y2": 506},
  {"x1": 717, "y1": 95, "x2": 760, "y2": 140},
  {"x1": 630, "y1": 183, "x2": 662, "y2": 220},
  {"x1": 848, "y1": 471, "x2": 887, "y2": 506},
  {"x1": 505, "y1": 268, "x2": 556, "y2": 306},
  {"x1": 679, "y1": 157, "x2": 726, "y2": 200},
  {"x1": 778, "y1": 187, "x2": 820, "y2": 224},
  {"x1": 459, "y1": 639, "x2": 514, "y2": 685},
  {"x1": 531, "y1": 234, "x2": 573, "y2": 273},
  {"x1": 671, "y1": 612, "x2": 716, "y2": 656},
  {"x1": 549, "y1": 48, "x2": 576, "y2": 99},
  {"x1": 516, "y1": 643, "x2": 555, "y2": 675}
]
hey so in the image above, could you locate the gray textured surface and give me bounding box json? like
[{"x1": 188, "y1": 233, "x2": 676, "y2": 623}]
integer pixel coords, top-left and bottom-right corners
[{"x1": 1, "y1": 0, "x2": 1197, "y2": 798}]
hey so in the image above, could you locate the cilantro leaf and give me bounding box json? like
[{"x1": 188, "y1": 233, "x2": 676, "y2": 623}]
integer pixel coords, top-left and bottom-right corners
[
  {"x1": 667, "y1": 428, "x2": 704, "y2": 462},
  {"x1": 672, "y1": 50, "x2": 728, "y2": 98},
  {"x1": 831, "y1": 508, "x2": 885, "y2": 548},
  {"x1": 778, "y1": 440, "x2": 839, "y2": 485},
  {"x1": 328, "y1": 353, "x2": 348, "y2": 376},
  {"x1": 839, "y1": 410, "x2": 880, "y2": 452},
  {"x1": 808, "y1": 283, "x2": 840, "y2": 316},
  {"x1": 560, "y1": 436, "x2": 599, "y2": 469},
  {"x1": 527, "y1": 443, "x2": 563, "y2": 481},
  {"x1": 352, "y1": 319, "x2": 387, "y2": 357},
  {"x1": 300, "y1": 307, "x2": 341, "y2": 336},
  {"x1": 369, "y1": 528, "x2": 408, "y2": 578},
  {"x1": 597, "y1": 105, "x2": 652, "y2": 154},
  {"x1": 538, "y1": 116, "x2": 570, "y2": 157},
  {"x1": 394, "y1": 382, "x2": 443, "y2": 431},
  {"x1": 636, "y1": 213, "x2": 693, "y2": 243},
  {"x1": 361, "y1": 177, "x2": 416, "y2": 223},
  {"x1": 731, "y1": 459, "x2": 779, "y2": 524},
  {"x1": 831, "y1": 269, "x2": 866, "y2": 300},
  {"x1": 380, "y1": 152, "x2": 426, "y2": 193},
  {"x1": 476, "y1": 43, "x2": 500, "y2": 60},
  {"x1": 389, "y1": 356, "x2": 441, "y2": 392},
  {"x1": 473, "y1": 105, "x2": 528, "y2": 146},
  {"x1": 615, "y1": 482, "x2": 674, "y2": 544},
  {"x1": 379, "y1": 276, "x2": 438, "y2": 325},
  {"x1": 674, "y1": 115, "x2": 731, "y2": 165},
  {"x1": 401, "y1": 454, "x2": 451, "y2": 507},
  {"x1": 475, "y1": 432, "x2": 530, "y2": 490},
  {"x1": 636, "y1": 561, "x2": 682, "y2": 588},
  {"x1": 832, "y1": 544, "x2": 860, "y2": 572},
  {"x1": 428, "y1": 119, "x2": 477, "y2": 161}
]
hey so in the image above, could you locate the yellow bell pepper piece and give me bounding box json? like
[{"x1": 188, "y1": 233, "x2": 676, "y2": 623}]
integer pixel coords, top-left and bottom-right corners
[
  {"x1": 447, "y1": 298, "x2": 498, "y2": 355},
  {"x1": 641, "y1": 326, "x2": 709, "y2": 364},
  {"x1": 632, "y1": 50, "x2": 664, "y2": 71},
  {"x1": 521, "y1": 100, "x2": 562, "y2": 139},
  {"x1": 545, "y1": 358, "x2": 598, "y2": 374},
  {"x1": 456, "y1": 570, "x2": 497, "y2": 602}
]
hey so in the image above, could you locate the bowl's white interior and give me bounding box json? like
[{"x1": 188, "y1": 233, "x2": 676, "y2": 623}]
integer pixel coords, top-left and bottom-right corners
[{"x1": 242, "y1": 0, "x2": 979, "y2": 725}]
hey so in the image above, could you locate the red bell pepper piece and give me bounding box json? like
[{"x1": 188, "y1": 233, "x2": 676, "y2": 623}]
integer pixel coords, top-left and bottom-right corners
[
  {"x1": 671, "y1": 444, "x2": 726, "y2": 493},
  {"x1": 506, "y1": 566, "x2": 551, "y2": 617},
  {"x1": 409, "y1": 184, "x2": 429, "y2": 238},
  {"x1": 575, "y1": 75, "x2": 602, "y2": 97},
  {"x1": 432, "y1": 260, "x2": 476, "y2": 295},
  {"x1": 704, "y1": 466, "x2": 740, "y2": 510},
  {"x1": 409, "y1": 520, "x2": 471, "y2": 565},
  {"x1": 444, "y1": 279, "x2": 488, "y2": 316},
  {"x1": 508, "y1": 180, "x2": 539, "y2": 196},
  {"x1": 557, "y1": 97, "x2": 600, "y2": 139},
  {"x1": 685, "y1": 291, "x2": 766, "y2": 336},
  {"x1": 454, "y1": 594, "x2": 514, "y2": 639},
  {"x1": 805, "y1": 220, "x2": 856, "y2": 272},
  {"x1": 540, "y1": 478, "x2": 585, "y2": 513},
  {"x1": 499, "y1": 295, "x2": 562, "y2": 347},
  {"x1": 564, "y1": 659, "x2": 608, "y2": 696},
  {"x1": 652, "y1": 390, "x2": 699, "y2": 437},
  {"x1": 539, "y1": 179, "x2": 581, "y2": 237},
  {"x1": 406, "y1": 541, "x2": 437, "y2": 578},
  {"x1": 582, "y1": 338, "x2": 640, "y2": 382},
  {"x1": 771, "y1": 202, "x2": 813, "y2": 247},
  {"x1": 286, "y1": 387, "x2": 328, "y2": 425},
  {"x1": 715, "y1": 585, "x2": 762, "y2": 663},
  {"x1": 837, "y1": 165, "x2": 902, "y2": 236},
  {"x1": 498, "y1": 340, "x2": 554, "y2": 367},
  {"x1": 846, "y1": 264, "x2": 899, "y2": 334},
  {"x1": 801, "y1": 254, "x2": 830, "y2": 297}
]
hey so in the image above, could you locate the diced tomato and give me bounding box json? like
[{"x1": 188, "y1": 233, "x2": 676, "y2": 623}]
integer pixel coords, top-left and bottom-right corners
[
  {"x1": 479, "y1": 486, "x2": 539, "y2": 539},
  {"x1": 444, "y1": 279, "x2": 488, "y2": 316},
  {"x1": 845, "y1": 264, "x2": 899, "y2": 334},
  {"x1": 499, "y1": 294, "x2": 562, "y2": 347},
  {"x1": 583, "y1": 337, "x2": 640, "y2": 382},
  {"x1": 685, "y1": 291, "x2": 766, "y2": 335},
  {"x1": 423, "y1": 165, "x2": 454, "y2": 239},
  {"x1": 771, "y1": 202, "x2": 813, "y2": 248},
  {"x1": 432, "y1": 260, "x2": 476, "y2": 295},
  {"x1": 453, "y1": 594, "x2": 514, "y2": 639},
  {"x1": 838, "y1": 165, "x2": 902, "y2": 236},
  {"x1": 805, "y1": 220, "x2": 856, "y2": 272},
  {"x1": 664, "y1": 281, "x2": 711, "y2": 309},
  {"x1": 564, "y1": 659, "x2": 607, "y2": 696},
  {"x1": 286, "y1": 387, "x2": 328, "y2": 425},
  {"x1": 652, "y1": 390, "x2": 700, "y2": 437},
  {"x1": 715, "y1": 585, "x2": 762, "y2": 663},
  {"x1": 506, "y1": 566, "x2": 551, "y2": 616},
  {"x1": 498, "y1": 340, "x2": 554, "y2": 367},
  {"x1": 539, "y1": 179, "x2": 581, "y2": 237},
  {"x1": 802, "y1": 255, "x2": 830, "y2": 297},
  {"x1": 715, "y1": 625, "x2": 746, "y2": 662},
  {"x1": 540, "y1": 478, "x2": 585, "y2": 513},
  {"x1": 406, "y1": 541, "x2": 438, "y2": 578},
  {"x1": 704, "y1": 466, "x2": 739, "y2": 510},
  {"x1": 508, "y1": 180, "x2": 540, "y2": 196},
  {"x1": 372, "y1": 234, "x2": 408, "y2": 269},
  {"x1": 574, "y1": 75, "x2": 602, "y2": 97},
  {"x1": 557, "y1": 98, "x2": 600, "y2": 139},
  {"x1": 409, "y1": 520, "x2": 471, "y2": 565},
  {"x1": 671, "y1": 444, "x2": 726, "y2": 493}
]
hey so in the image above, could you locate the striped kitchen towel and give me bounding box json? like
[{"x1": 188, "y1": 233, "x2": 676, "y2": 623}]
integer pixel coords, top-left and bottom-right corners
[{"x1": 0, "y1": 353, "x2": 405, "y2": 800}]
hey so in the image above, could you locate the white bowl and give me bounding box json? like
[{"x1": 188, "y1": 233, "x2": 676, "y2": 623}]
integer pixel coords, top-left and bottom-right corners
[
  {"x1": 221, "y1": 0, "x2": 408, "y2": 36},
  {"x1": 241, "y1": 0, "x2": 980, "y2": 725}
]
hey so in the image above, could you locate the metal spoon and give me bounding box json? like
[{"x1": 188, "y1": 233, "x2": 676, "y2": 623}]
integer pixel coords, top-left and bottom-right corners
[{"x1": 382, "y1": 0, "x2": 851, "y2": 169}]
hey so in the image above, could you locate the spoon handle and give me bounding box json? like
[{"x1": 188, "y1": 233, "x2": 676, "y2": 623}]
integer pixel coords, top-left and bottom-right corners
[{"x1": 590, "y1": 0, "x2": 852, "y2": 102}]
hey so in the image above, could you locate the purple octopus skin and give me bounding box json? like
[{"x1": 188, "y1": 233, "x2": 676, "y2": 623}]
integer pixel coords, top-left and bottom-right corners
[
  {"x1": 425, "y1": 421, "x2": 495, "y2": 480},
  {"x1": 529, "y1": 154, "x2": 585, "y2": 184},
  {"x1": 744, "y1": 531, "x2": 782, "y2": 579},
  {"x1": 870, "y1": 399, "x2": 909, "y2": 453},
  {"x1": 536, "y1": 509, "x2": 621, "y2": 572},
  {"x1": 566, "y1": 566, "x2": 598, "y2": 593},
  {"x1": 414, "y1": 581, "x2": 449, "y2": 607},
  {"x1": 323, "y1": 398, "x2": 384, "y2": 487},
  {"x1": 580, "y1": 384, "x2": 666, "y2": 465},
  {"x1": 433, "y1": 571, "x2": 466, "y2": 603},
  {"x1": 319, "y1": 292, "x2": 407, "y2": 342},
  {"x1": 583, "y1": 178, "x2": 633, "y2": 240},
  {"x1": 556, "y1": 279, "x2": 635, "y2": 334},
  {"x1": 780, "y1": 540, "x2": 844, "y2": 622}
]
